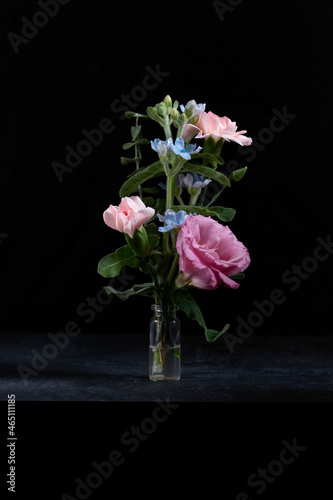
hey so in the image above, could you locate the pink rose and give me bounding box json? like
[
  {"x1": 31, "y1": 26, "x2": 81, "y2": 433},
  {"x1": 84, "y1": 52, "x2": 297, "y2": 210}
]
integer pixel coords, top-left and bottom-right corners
[
  {"x1": 182, "y1": 111, "x2": 252, "y2": 146},
  {"x1": 103, "y1": 196, "x2": 155, "y2": 238},
  {"x1": 176, "y1": 215, "x2": 250, "y2": 290}
]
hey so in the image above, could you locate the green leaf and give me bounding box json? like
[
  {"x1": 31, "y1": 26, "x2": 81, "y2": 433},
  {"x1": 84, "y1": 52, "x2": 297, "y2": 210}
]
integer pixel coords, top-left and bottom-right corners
[
  {"x1": 122, "y1": 138, "x2": 148, "y2": 151},
  {"x1": 190, "y1": 152, "x2": 224, "y2": 168},
  {"x1": 131, "y1": 125, "x2": 141, "y2": 141},
  {"x1": 154, "y1": 198, "x2": 166, "y2": 216},
  {"x1": 137, "y1": 138, "x2": 149, "y2": 146},
  {"x1": 148, "y1": 234, "x2": 160, "y2": 249},
  {"x1": 180, "y1": 163, "x2": 230, "y2": 187},
  {"x1": 105, "y1": 282, "x2": 155, "y2": 301},
  {"x1": 104, "y1": 286, "x2": 132, "y2": 300},
  {"x1": 122, "y1": 142, "x2": 136, "y2": 150},
  {"x1": 228, "y1": 273, "x2": 245, "y2": 280},
  {"x1": 172, "y1": 205, "x2": 236, "y2": 222},
  {"x1": 146, "y1": 106, "x2": 157, "y2": 119},
  {"x1": 120, "y1": 157, "x2": 137, "y2": 166},
  {"x1": 126, "y1": 166, "x2": 147, "y2": 178},
  {"x1": 141, "y1": 186, "x2": 160, "y2": 194},
  {"x1": 119, "y1": 161, "x2": 165, "y2": 197},
  {"x1": 97, "y1": 245, "x2": 140, "y2": 278},
  {"x1": 124, "y1": 111, "x2": 148, "y2": 119},
  {"x1": 145, "y1": 223, "x2": 159, "y2": 235},
  {"x1": 142, "y1": 196, "x2": 155, "y2": 207},
  {"x1": 133, "y1": 283, "x2": 155, "y2": 294},
  {"x1": 173, "y1": 289, "x2": 206, "y2": 328},
  {"x1": 205, "y1": 324, "x2": 230, "y2": 342},
  {"x1": 230, "y1": 167, "x2": 247, "y2": 182},
  {"x1": 173, "y1": 289, "x2": 230, "y2": 342},
  {"x1": 173, "y1": 347, "x2": 181, "y2": 359},
  {"x1": 138, "y1": 261, "x2": 151, "y2": 275}
]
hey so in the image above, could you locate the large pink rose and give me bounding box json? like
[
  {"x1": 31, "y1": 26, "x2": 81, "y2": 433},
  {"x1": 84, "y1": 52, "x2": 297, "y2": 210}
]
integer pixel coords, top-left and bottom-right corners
[
  {"x1": 182, "y1": 111, "x2": 252, "y2": 146},
  {"x1": 103, "y1": 196, "x2": 155, "y2": 238},
  {"x1": 176, "y1": 215, "x2": 250, "y2": 290}
]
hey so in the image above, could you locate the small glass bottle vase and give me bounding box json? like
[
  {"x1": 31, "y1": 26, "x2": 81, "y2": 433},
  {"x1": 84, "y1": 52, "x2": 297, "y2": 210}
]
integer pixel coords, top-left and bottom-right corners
[{"x1": 149, "y1": 304, "x2": 181, "y2": 381}]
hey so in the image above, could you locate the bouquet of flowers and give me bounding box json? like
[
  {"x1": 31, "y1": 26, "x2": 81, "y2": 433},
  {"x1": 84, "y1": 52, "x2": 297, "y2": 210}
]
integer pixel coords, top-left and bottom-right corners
[{"x1": 98, "y1": 95, "x2": 252, "y2": 379}]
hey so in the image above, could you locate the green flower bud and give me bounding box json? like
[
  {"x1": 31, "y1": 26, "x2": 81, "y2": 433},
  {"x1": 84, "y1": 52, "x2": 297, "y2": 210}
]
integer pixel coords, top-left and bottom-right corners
[
  {"x1": 171, "y1": 107, "x2": 180, "y2": 120},
  {"x1": 164, "y1": 95, "x2": 172, "y2": 106},
  {"x1": 125, "y1": 226, "x2": 150, "y2": 257},
  {"x1": 179, "y1": 113, "x2": 187, "y2": 124},
  {"x1": 189, "y1": 115, "x2": 199, "y2": 125},
  {"x1": 157, "y1": 103, "x2": 167, "y2": 117}
]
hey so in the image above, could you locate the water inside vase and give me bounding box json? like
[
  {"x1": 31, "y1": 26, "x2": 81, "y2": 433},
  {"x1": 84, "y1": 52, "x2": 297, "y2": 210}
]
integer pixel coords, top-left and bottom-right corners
[{"x1": 149, "y1": 345, "x2": 181, "y2": 381}]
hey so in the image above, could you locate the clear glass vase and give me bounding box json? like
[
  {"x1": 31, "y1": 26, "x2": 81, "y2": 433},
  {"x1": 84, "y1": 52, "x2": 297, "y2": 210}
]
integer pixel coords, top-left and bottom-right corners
[{"x1": 149, "y1": 304, "x2": 181, "y2": 381}]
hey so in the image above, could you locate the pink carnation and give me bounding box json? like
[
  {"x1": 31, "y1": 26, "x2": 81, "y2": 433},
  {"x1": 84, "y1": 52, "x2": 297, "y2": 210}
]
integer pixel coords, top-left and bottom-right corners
[
  {"x1": 176, "y1": 215, "x2": 250, "y2": 290},
  {"x1": 182, "y1": 111, "x2": 252, "y2": 146},
  {"x1": 103, "y1": 196, "x2": 155, "y2": 238}
]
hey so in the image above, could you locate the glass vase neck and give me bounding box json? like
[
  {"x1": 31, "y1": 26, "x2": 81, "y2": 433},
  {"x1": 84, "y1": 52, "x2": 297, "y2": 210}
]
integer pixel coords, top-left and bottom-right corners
[{"x1": 151, "y1": 304, "x2": 178, "y2": 316}]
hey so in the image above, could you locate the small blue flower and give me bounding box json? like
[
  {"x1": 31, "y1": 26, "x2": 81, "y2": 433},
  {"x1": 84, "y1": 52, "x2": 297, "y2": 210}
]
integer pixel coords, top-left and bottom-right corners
[
  {"x1": 177, "y1": 172, "x2": 212, "y2": 189},
  {"x1": 150, "y1": 138, "x2": 172, "y2": 156},
  {"x1": 180, "y1": 100, "x2": 206, "y2": 118},
  {"x1": 170, "y1": 137, "x2": 202, "y2": 160},
  {"x1": 157, "y1": 209, "x2": 194, "y2": 233}
]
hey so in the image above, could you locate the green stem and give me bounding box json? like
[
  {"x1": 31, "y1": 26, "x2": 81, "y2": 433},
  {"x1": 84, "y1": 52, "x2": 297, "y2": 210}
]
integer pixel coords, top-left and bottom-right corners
[
  {"x1": 166, "y1": 252, "x2": 179, "y2": 290},
  {"x1": 189, "y1": 190, "x2": 201, "y2": 206},
  {"x1": 162, "y1": 170, "x2": 175, "y2": 257},
  {"x1": 205, "y1": 185, "x2": 227, "y2": 208},
  {"x1": 134, "y1": 117, "x2": 142, "y2": 199},
  {"x1": 163, "y1": 231, "x2": 170, "y2": 255},
  {"x1": 164, "y1": 122, "x2": 172, "y2": 139},
  {"x1": 162, "y1": 161, "x2": 170, "y2": 176},
  {"x1": 199, "y1": 184, "x2": 208, "y2": 207},
  {"x1": 156, "y1": 318, "x2": 164, "y2": 363},
  {"x1": 166, "y1": 174, "x2": 174, "y2": 210},
  {"x1": 177, "y1": 123, "x2": 184, "y2": 138},
  {"x1": 176, "y1": 194, "x2": 184, "y2": 205},
  {"x1": 170, "y1": 229, "x2": 176, "y2": 249},
  {"x1": 172, "y1": 159, "x2": 185, "y2": 178}
]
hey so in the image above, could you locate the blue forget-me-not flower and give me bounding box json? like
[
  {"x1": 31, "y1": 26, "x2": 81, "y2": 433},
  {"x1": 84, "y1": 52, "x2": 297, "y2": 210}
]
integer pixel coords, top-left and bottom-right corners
[
  {"x1": 177, "y1": 172, "x2": 212, "y2": 189},
  {"x1": 170, "y1": 137, "x2": 202, "y2": 160},
  {"x1": 150, "y1": 138, "x2": 173, "y2": 157},
  {"x1": 151, "y1": 137, "x2": 201, "y2": 161},
  {"x1": 157, "y1": 209, "x2": 195, "y2": 233},
  {"x1": 180, "y1": 100, "x2": 206, "y2": 119}
]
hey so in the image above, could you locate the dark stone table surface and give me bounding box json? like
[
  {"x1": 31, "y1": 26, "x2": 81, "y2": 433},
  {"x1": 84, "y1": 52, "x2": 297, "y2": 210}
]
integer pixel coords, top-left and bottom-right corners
[{"x1": 1, "y1": 332, "x2": 332, "y2": 402}]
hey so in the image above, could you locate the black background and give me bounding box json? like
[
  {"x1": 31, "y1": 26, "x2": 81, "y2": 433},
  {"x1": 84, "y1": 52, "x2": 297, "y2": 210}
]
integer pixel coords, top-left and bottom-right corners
[
  {"x1": 1, "y1": 1, "x2": 332, "y2": 498},
  {"x1": 1, "y1": 0, "x2": 332, "y2": 338}
]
